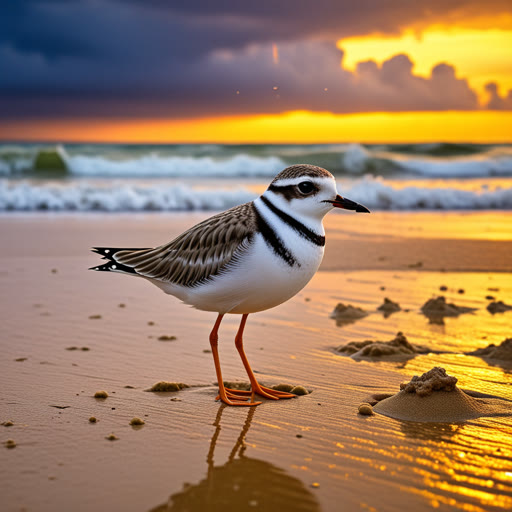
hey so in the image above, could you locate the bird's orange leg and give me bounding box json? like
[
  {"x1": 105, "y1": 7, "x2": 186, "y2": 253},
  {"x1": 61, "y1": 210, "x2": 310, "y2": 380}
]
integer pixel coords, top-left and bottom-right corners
[
  {"x1": 209, "y1": 314, "x2": 261, "y2": 407},
  {"x1": 225, "y1": 314, "x2": 296, "y2": 401}
]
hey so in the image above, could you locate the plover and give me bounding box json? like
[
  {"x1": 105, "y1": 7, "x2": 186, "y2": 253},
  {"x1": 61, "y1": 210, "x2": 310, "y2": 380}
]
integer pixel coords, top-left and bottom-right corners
[{"x1": 90, "y1": 164, "x2": 369, "y2": 406}]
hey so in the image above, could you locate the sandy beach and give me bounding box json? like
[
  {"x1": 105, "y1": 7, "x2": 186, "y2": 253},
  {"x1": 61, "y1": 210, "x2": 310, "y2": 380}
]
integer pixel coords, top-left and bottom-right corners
[{"x1": 1, "y1": 211, "x2": 512, "y2": 512}]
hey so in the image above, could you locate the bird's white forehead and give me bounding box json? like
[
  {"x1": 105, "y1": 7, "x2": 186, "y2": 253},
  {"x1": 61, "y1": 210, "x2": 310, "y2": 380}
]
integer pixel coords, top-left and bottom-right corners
[{"x1": 270, "y1": 175, "x2": 335, "y2": 188}]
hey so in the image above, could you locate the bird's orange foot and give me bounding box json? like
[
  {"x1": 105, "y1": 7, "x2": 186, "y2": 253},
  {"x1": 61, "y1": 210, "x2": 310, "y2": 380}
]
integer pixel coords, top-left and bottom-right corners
[
  {"x1": 222, "y1": 384, "x2": 296, "y2": 401},
  {"x1": 215, "y1": 389, "x2": 262, "y2": 406}
]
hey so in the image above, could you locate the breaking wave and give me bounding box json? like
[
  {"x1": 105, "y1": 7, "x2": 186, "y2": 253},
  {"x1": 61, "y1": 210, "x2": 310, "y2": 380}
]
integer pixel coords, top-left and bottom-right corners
[
  {"x1": 1, "y1": 143, "x2": 512, "y2": 178},
  {"x1": 1, "y1": 178, "x2": 511, "y2": 212}
]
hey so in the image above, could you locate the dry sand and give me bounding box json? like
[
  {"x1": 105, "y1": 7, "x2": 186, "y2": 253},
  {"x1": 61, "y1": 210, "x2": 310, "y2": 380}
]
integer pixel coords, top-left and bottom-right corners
[{"x1": 1, "y1": 212, "x2": 512, "y2": 512}]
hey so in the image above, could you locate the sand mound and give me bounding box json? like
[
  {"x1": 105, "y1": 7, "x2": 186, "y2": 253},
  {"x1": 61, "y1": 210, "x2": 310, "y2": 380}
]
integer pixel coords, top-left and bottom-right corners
[
  {"x1": 487, "y1": 301, "x2": 512, "y2": 314},
  {"x1": 420, "y1": 296, "x2": 476, "y2": 318},
  {"x1": 377, "y1": 298, "x2": 401, "y2": 317},
  {"x1": 336, "y1": 332, "x2": 428, "y2": 359},
  {"x1": 330, "y1": 303, "x2": 368, "y2": 326},
  {"x1": 373, "y1": 367, "x2": 511, "y2": 423},
  {"x1": 467, "y1": 338, "x2": 512, "y2": 361}
]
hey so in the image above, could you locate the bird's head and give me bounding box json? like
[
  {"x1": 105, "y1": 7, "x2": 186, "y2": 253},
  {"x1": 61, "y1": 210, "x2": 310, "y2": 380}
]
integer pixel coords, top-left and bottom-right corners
[{"x1": 265, "y1": 164, "x2": 370, "y2": 220}]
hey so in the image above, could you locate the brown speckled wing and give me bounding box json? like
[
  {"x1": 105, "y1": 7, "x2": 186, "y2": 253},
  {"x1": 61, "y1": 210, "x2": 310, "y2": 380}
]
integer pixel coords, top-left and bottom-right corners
[{"x1": 114, "y1": 202, "x2": 257, "y2": 287}]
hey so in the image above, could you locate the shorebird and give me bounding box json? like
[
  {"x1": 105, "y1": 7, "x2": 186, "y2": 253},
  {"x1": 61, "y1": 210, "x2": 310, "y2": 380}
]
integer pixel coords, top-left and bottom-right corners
[{"x1": 90, "y1": 164, "x2": 369, "y2": 406}]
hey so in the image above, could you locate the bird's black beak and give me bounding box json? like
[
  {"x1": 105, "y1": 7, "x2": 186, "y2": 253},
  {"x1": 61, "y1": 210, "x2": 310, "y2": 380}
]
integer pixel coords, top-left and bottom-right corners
[{"x1": 331, "y1": 194, "x2": 370, "y2": 213}]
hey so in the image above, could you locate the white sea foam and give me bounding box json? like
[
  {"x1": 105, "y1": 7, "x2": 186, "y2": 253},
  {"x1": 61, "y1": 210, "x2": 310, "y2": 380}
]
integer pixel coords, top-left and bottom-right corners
[
  {"x1": 1, "y1": 179, "x2": 511, "y2": 212},
  {"x1": 344, "y1": 176, "x2": 512, "y2": 210},
  {"x1": 66, "y1": 153, "x2": 286, "y2": 177},
  {"x1": 0, "y1": 182, "x2": 256, "y2": 212}
]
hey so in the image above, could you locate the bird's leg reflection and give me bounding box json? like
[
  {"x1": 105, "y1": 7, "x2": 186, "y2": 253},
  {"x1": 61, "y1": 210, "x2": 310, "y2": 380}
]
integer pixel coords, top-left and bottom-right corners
[{"x1": 149, "y1": 404, "x2": 321, "y2": 512}]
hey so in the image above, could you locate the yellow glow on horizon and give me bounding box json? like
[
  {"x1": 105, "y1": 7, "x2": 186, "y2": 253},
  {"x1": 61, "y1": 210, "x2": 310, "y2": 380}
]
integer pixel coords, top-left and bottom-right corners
[
  {"x1": 1, "y1": 111, "x2": 512, "y2": 144},
  {"x1": 337, "y1": 26, "x2": 512, "y2": 100}
]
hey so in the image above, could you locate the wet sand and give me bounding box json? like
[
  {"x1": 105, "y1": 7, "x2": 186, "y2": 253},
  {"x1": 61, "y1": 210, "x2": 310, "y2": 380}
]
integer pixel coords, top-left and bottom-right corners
[{"x1": 1, "y1": 212, "x2": 512, "y2": 512}]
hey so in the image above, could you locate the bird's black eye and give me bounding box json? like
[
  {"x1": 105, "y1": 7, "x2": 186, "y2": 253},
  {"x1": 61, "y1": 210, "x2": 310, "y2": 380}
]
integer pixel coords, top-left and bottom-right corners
[{"x1": 297, "y1": 181, "x2": 314, "y2": 194}]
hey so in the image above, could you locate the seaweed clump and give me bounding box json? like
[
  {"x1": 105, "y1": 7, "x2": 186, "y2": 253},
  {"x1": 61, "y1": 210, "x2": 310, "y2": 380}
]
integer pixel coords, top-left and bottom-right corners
[
  {"x1": 467, "y1": 338, "x2": 512, "y2": 361},
  {"x1": 330, "y1": 303, "x2": 368, "y2": 326},
  {"x1": 421, "y1": 296, "x2": 476, "y2": 319},
  {"x1": 148, "y1": 382, "x2": 189, "y2": 392},
  {"x1": 377, "y1": 298, "x2": 401, "y2": 317},
  {"x1": 336, "y1": 332, "x2": 427, "y2": 359},
  {"x1": 400, "y1": 367, "x2": 458, "y2": 397},
  {"x1": 487, "y1": 301, "x2": 512, "y2": 314}
]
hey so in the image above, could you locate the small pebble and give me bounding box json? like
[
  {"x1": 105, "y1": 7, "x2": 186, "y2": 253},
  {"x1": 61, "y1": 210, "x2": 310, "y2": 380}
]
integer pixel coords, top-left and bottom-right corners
[
  {"x1": 89, "y1": 314, "x2": 102, "y2": 320},
  {"x1": 4, "y1": 439, "x2": 16, "y2": 449},
  {"x1": 89, "y1": 417, "x2": 97, "y2": 423},
  {"x1": 311, "y1": 482, "x2": 320, "y2": 488},
  {"x1": 296, "y1": 434, "x2": 303, "y2": 438},
  {"x1": 439, "y1": 285, "x2": 448, "y2": 291},
  {"x1": 118, "y1": 303, "x2": 126, "y2": 308},
  {"x1": 105, "y1": 434, "x2": 118, "y2": 441},
  {"x1": 458, "y1": 288, "x2": 465, "y2": 294},
  {"x1": 94, "y1": 391, "x2": 108, "y2": 399},
  {"x1": 358, "y1": 403, "x2": 374, "y2": 416},
  {"x1": 2, "y1": 421, "x2": 14, "y2": 427},
  {"x1": 130, "y1": 417, "x2": 145, "y2": 426},
  {"x1": 290, "y1": 385, "x2": 309, "y2": 396}
]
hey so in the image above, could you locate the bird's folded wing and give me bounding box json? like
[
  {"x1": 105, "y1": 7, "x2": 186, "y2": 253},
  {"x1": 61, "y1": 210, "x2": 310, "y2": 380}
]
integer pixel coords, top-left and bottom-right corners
[{"x1": 114, "y1": 202, "x2": 257, "y2": 287}]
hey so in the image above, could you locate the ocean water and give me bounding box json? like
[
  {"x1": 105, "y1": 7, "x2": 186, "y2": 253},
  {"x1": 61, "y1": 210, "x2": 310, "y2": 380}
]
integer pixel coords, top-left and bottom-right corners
[{"x1": 1, "y1": 142, "x2": 512, "y2": 211}]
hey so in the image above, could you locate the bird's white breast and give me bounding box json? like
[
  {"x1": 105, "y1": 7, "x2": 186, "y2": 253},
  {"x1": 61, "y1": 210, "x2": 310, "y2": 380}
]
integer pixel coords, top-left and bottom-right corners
[{"x1": 154, "y1": 197, "x2": 325, "y2": 314}]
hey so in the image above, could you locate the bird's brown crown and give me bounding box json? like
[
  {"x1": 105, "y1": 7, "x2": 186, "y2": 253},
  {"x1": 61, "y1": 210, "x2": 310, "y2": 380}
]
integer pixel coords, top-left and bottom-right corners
[{"x1": 271, "y1": 164, "x2": 333, "y2": 184}]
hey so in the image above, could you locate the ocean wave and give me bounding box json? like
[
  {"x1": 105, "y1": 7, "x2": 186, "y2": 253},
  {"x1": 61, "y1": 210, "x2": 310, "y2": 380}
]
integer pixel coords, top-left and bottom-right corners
[
  {"x1": 345, "y1": 176, "x2": 512, "y2": 210},
  {"x1": 0, "y1": 182, "x2": 255, "y2": 212},
  {"x1": 1, "y1": 179, "x2": 511, "y2": 212},
  {"x1": 66, "y1": 153, "x2": 285, "y2": 177},
  {"x1": 1, "y1": 143, "x2": 512, "y2": 178}
]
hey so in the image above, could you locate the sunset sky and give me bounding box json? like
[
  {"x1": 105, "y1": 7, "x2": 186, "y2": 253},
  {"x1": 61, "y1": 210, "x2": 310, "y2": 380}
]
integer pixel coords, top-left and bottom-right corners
[{"x1": 1, "y1": 1, "x2": 511, "y2": 143}]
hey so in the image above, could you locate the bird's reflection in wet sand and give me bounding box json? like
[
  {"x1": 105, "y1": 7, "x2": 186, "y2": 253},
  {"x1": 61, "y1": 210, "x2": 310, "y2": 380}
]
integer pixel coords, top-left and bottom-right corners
[{"x1": 149, "y1": 406, "x2": 321, "y2": 512}]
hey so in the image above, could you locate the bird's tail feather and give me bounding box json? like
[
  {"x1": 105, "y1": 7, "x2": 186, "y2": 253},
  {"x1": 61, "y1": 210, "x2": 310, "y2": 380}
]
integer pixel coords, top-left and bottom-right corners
[{"x1": 89, "y1": 247, "x2": 151, "y2": 274}]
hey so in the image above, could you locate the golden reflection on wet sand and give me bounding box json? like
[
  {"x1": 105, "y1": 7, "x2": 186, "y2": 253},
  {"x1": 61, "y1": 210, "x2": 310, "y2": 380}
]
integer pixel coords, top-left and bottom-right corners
[{"x1": 149, "y1": 406, "x2": 321, "y2": 512}]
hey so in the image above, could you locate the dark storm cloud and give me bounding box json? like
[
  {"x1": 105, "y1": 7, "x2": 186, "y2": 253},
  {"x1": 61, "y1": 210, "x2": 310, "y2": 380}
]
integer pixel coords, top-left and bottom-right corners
[{"x1": 0, "y1": 0, "x2": 510, "y2": 119}]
